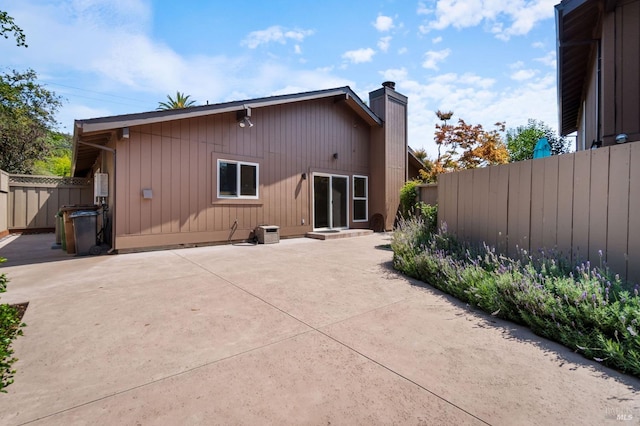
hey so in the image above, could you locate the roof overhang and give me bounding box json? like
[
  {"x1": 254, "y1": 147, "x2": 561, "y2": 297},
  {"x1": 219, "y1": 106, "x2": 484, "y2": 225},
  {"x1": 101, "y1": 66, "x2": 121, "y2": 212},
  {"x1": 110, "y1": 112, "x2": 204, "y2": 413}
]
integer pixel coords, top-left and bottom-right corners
[
  {"x1": 555, "y1": 0, "x2": 603, "y2": 135},
  {"x1": 72, "y1": 86, "x2": 382, "y2": 176}
]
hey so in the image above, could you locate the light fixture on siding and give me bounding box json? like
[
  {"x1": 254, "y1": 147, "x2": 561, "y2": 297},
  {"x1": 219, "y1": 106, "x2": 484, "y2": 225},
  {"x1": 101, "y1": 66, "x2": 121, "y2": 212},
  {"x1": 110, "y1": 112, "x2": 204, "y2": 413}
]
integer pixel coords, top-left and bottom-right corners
[
  {"x1": 332, "y1": 152, "x2": 339, "y2": 160},
  {"x1": 237, "y1": 106, "x2": 253, "y2": 128},
  {"x1": 616, "y1": 133, "x2": 628, "y2": 144}
]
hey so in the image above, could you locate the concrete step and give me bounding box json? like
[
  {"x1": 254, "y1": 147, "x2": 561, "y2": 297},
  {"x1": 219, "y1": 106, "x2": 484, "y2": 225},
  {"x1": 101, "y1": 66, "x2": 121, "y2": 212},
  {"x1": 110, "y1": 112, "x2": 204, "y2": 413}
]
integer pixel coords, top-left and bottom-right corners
[{"x1": 305, "y1": 229, "x2": 374, "y2": 240}]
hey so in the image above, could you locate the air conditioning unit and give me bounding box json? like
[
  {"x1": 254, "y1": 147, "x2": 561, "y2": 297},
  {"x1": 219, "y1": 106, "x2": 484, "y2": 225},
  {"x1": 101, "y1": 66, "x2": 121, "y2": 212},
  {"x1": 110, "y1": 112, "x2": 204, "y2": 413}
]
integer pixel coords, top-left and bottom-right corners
[{"x1": 94, "y1": 173, "x2": 109, "y2": 198}]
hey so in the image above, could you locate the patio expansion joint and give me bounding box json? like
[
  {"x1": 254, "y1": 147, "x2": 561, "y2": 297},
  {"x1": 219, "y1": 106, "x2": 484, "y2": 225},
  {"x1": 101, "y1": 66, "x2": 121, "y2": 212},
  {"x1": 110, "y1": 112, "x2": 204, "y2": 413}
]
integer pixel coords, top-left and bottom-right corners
[{"x1": 173, "y1": 253, "x2": 492, "y2": 426}]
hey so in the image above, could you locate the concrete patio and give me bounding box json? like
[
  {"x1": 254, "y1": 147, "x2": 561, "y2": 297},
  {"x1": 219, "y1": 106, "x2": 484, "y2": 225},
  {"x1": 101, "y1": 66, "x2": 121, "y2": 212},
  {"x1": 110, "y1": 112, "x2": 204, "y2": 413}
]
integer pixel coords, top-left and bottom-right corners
[{"x1": 0, "y1": 233, "x2": 638, "y2": 425}]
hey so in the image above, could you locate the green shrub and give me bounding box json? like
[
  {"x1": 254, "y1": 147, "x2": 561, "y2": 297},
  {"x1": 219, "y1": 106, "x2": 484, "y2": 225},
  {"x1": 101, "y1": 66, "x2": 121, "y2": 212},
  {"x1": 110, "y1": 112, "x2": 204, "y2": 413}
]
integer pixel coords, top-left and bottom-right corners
[
  {"x1": 392, "y1": 217, "x2": 640, "y2": 377},
  {"x1": 399, "y1": 180, "x2": 420, "y2": 219},
  {"x1": 0, "y1": 258, "x2": 25, "y2": 393}
]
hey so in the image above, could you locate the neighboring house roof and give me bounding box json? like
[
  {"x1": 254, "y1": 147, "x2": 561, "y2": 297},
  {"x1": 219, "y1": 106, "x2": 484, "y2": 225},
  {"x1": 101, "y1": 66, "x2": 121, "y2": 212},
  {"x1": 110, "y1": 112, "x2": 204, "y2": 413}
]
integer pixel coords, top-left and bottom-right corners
[
  {"x1": 72, "y1": 86, "x2": 382, "y2": 176},
  {"x1": 555, "y1": 0, "x2": 614, "y2": 135},
  {"x1": 407, "y1": 146, "x2": 425, "y2": 169}
]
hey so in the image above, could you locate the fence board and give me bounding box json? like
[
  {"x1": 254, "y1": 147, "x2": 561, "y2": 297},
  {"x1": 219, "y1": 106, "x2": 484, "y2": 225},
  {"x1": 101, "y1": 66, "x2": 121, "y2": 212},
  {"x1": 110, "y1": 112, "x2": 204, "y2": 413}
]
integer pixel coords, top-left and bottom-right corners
[
  {"x1": 607, "y1": 144, "x2": 631, "y2": 279},
  {"x1": 572, "y1": 151, "x2": 591, "y2": 262},
  {"x1": 628, "y1": 144, "x2": 640, "y2": 282},
  {"x1": 542, "y1": 156, "x2": 559, "y2": 250},
  {"x1": 6, "y1": 176, "x2": 92, "y2": 230},
  {"x1": 438, "y1": 144, "x2": 640, "y2": 284},
  {"x1": 530, "y1": 159, "x2": 545, "y2": 252},
  {"x1": 589, "y1": 149, "x2": 610, "y2": 263},
  {"x1": 556, "y1": 154, "x2": 574, "y2": 259}
]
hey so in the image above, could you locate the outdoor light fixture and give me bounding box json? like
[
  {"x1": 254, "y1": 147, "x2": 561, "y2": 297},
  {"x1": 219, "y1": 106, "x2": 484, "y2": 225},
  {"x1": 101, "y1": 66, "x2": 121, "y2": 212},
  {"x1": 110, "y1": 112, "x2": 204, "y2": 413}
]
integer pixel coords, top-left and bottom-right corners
[
  {"x1": 236, "y1": 106, "x2": 253, "y2": 128},
  {"x1": 616, "y1": 133, "x2": 628, "y2": 144},
  {"x1": 301, "y1": 173, "x2": 307, "y2": 180},
  {"x1": 590, "y1": 140, "x2": 602, "y2": 149},
  {"x1": 333, "y1": 152, "x2": 339, "y2": 160}
]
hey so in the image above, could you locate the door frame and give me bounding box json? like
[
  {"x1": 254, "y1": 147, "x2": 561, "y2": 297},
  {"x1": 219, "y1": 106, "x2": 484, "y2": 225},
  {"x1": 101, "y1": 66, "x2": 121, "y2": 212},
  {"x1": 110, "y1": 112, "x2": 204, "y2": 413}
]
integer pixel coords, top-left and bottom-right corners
[{"x1": 312, "y1": 172, "x2": 350, "y2": 231}]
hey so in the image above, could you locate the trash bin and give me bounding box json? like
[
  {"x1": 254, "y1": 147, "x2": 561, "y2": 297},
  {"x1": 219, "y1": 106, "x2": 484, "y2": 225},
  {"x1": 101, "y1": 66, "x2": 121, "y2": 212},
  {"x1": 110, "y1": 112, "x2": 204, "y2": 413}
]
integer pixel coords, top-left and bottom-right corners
[
  {"x1": 59, "y1": 205, "x2": 99, "y2": 254},
  {"x1": 70, "y1": 211, "x2": 98, "y2": 256}
]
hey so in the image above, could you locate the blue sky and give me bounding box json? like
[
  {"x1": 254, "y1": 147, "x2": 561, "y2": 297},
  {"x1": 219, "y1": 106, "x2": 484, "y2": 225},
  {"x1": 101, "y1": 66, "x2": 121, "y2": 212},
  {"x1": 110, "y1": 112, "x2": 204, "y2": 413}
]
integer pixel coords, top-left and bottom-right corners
[{"x1": 1, "y1": 0, "x2": 561, "y2": 157}]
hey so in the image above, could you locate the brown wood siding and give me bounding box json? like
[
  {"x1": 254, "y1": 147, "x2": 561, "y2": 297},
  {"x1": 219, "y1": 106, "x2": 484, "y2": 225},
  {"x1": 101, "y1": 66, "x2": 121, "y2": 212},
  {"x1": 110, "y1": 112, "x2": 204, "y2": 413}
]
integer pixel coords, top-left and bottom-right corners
[
  {"x1": 584, "y1": 1, "x2": 640, "y2": 147},
  {"x1": 114, "y1": 98, "x2": 372, "y2": 249},
  {"x1": 384, "y1": 98, "x2": 407, "y2": 228}
]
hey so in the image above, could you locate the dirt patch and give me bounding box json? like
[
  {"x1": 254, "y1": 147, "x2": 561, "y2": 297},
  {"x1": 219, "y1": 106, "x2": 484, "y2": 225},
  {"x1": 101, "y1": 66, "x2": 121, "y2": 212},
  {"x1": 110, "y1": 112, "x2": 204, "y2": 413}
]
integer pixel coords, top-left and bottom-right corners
[{"x1": 11, "y1": 302, "x2": 29, "y2": 321}]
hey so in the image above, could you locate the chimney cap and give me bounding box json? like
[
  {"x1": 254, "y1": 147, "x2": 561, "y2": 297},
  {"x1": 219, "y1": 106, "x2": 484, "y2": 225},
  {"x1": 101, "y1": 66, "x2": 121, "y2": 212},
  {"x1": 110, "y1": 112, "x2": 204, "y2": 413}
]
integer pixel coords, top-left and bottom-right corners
[{"x1": 382, "y1": 81, "x2": 396, "y2": 90}]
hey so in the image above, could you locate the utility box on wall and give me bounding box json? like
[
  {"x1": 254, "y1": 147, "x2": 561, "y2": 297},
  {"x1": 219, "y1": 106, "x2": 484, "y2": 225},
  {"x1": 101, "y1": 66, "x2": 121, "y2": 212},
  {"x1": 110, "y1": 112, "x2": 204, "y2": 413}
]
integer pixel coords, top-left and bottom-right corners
[{"x1": 256, "y1": 225, "x2": 280, "y2": 244}]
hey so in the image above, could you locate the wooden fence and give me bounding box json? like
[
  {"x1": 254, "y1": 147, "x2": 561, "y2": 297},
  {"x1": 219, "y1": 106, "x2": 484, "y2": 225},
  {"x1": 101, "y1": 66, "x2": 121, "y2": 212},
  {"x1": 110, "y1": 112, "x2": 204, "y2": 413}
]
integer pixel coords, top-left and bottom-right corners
[
  {"x1": 6, "y1": 174, "x2": 92, "y2": 231},
  {"x1": 417, "y1": 183, "x2": 438, "y2": 206},
  {"x1": 438, "y1": 143, "x2": 640, "y2": 284}
]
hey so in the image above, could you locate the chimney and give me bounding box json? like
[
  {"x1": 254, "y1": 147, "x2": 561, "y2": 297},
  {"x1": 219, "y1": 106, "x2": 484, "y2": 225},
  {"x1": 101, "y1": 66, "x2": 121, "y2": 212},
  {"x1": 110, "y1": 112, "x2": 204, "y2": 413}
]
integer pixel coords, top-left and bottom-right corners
[
  {"x1": 381, "y1": 81, "x2": 396, "y2": 90},
  {"x1": 368, "y1": 82, "x2": 408, "y2": 231}
]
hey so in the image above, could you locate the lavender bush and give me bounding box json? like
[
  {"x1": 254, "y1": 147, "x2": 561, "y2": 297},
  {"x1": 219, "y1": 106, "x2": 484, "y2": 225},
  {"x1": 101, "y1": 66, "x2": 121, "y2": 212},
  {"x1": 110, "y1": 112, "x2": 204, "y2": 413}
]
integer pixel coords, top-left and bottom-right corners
[{"x1": 392, "y1": 216, "x2": 640, "y2": 377}]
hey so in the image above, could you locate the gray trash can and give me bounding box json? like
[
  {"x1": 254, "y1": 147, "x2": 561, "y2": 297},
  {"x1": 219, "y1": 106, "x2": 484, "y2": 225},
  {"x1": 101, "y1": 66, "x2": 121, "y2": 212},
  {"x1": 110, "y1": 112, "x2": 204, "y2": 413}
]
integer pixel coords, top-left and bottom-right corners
[{"x1": 70, "y1": 211, "x2": 99, "y2": 256}]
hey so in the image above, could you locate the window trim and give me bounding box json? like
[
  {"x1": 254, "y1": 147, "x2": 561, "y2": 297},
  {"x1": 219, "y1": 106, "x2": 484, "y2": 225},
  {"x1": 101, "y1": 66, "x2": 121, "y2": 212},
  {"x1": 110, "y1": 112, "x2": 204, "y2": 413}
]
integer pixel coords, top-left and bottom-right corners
[
  {"x1": 352, "y1": 175, "x2": 368, "y2": 222},
  {"x1": 217, "y1": 159, "x2": 259, "y2": 200}
]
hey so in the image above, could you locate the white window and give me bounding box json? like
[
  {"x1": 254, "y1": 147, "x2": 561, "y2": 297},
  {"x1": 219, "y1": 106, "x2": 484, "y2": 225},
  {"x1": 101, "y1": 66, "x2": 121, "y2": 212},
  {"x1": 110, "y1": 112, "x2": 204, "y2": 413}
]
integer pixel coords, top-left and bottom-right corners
[
  {"x1": 353, "y1": 175, "x2": 368, "y2": 222},
  {"x1": 217, "y1": 159, "x2": 259, "y2": 199}
]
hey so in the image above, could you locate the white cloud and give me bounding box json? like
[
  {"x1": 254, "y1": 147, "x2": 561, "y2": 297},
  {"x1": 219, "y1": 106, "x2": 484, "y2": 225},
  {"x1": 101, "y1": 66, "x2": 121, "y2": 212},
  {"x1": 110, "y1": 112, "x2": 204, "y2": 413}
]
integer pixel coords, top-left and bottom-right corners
[
  {"x1": 398, "y1": 47, "x2": 408, "y2": 55},
  {"x1": 419, "y1": 0, "x2": 556, "y2": 40},
  {"x1": 378, "y1": 36, "x2": 392, "y2": 52},
  {"x1": 380, "y1": 68, "x2": 409, "y2": 81},
  {"x1": 432, "y1": 36, "x2": 443, "y2": 44},
  {"x1": 511, "y1": 69, "x2": 538, "y2": 81},
  {"x1": 417, "y1": 2, "x2": 432, "y2": 15},
  {"x1": 342, "y1": 48, "x2": 376, "y2": 64},
  {"x1": 373, "y1": 15, "x2": 394, "y2": 32},
  {"x1": 531, "y1": 41, "x2": 545, "y2": 49},
  {"x1": 241, "y1": 26, "x2": 314, "y2": 49},
  {"x1": 422, "y1": 49, "x2": 451, "y2": 70},
  {"x1": 294, "y1": 44, "x2": 302, "y2": 54},
  {"x1": 534, "y1": 50, "x2": 556, "y2": 68},
  {"x1": 385, "y1": 69, "x2": 557, "y2": 158}
]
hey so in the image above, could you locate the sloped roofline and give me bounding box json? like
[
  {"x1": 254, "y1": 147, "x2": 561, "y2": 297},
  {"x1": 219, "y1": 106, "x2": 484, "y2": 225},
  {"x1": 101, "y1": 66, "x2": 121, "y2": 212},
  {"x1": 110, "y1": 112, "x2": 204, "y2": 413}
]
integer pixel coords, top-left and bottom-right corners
[{"x1": 75, "y1": 86, "x2": 382, "y2": 135}]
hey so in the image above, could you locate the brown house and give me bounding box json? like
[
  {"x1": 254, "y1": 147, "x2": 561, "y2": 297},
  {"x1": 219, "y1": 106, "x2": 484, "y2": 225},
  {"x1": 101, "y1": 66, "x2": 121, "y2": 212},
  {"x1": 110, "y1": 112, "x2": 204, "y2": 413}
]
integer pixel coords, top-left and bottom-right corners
[
  {"x1": 71, "y1": 83, "x2": 408, "y2": 251},
  {"x1": 556, "y1": 0, "x2": 640, "y2": 149}
]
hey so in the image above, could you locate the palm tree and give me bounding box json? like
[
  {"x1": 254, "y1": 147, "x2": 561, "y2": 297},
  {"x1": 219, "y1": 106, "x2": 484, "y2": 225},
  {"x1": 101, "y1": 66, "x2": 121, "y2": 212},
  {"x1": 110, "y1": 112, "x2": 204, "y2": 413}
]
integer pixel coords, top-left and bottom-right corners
[{"x1": 156, "y1": 91, "x2": 196, "y2": 110}]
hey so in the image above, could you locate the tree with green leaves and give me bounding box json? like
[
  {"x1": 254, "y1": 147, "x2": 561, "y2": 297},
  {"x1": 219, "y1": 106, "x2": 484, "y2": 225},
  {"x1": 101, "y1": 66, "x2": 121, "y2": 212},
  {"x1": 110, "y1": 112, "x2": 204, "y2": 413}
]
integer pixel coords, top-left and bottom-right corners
[
  {"x1": 157, "y1": 91, "x2": 196, "y2": 110},
  {"x1": 506, "y1": 119, "x2": 571, "y2": 162},
  {"x1": 0, "y1": 69, "x2": 63, "y2": 173},
  {"x1": 33, "y1": 132, "x2": 72, "y2": 176},
  {"x1": 420, "y1": 111, "x2": 509, "y2": 183},
  {"x1": 0, "y1": 10, "x2": 27, "y2": 47}
]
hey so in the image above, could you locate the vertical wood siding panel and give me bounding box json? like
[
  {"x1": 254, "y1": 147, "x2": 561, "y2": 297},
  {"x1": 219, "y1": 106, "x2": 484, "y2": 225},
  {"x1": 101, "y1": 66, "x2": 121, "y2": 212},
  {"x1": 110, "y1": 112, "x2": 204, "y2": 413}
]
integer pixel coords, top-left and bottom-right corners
[
  {"x1": 542, "y1": 156, "x2": 559, "y2": 250},
  {"x1": 606, "y1": 145, "x2": 630, "y2": 280},
  {"x1": 179, "y1": 123, "x2": 190, "y2": 232},
  {"x1": 557, "y1": 154, "x2": 575, "y2": 260},
  {"x1": 198, "y1": 134, "x2": 208, "y2": 232},
  {"x1": 170, "y1": 135, "x2": 181, "y2": 233},
  {"x1": 128, "y1": 132, "x2": 141, "y2": 235},
  {"x1": 150, "y1": 134, "x2": 162, "y2": 234},
  {"x1": 627, "y1": 143, "x2": 640, "y2": 283},
  {"x1": 139, "y1": 131, "x2": 152, "y2": 235},
  {"x1": 188, "y1": 121, "x2": 199, "y2": 232},
  {"x1": 602, "y1": 14, "x2": 616, "y2": 139},
  {"x1": 621, "y1": 3, "x2": 640, "y2": 136},
  {"x1": 588, "y1": 148, "x2": 609, "y2": 262},
  {"x1": 572, "y1": 151, "x2": 591, "y2": 262},
  {"x1": 161, "y1": 136, "x2": 172, "y2": 234},
  {"x1": 114, "y1": 139, "x2": 128, "y2": 236}
]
